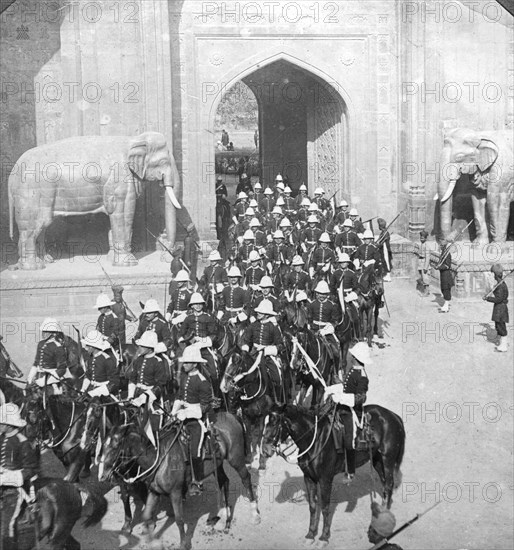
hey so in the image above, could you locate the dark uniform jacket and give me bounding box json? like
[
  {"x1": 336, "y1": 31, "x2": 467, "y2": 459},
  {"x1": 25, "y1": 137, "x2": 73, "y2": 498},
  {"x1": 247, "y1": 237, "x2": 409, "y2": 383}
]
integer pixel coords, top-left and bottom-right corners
[
  {"x1": 135, "y1": 314, "x2": 172, "y2": 346},
  {"x1": 301, "y1": 226, "x2": 322, "y2": 249},
  {"x1": 97, "y1": 311, "x2": 122, "y2": 347},
  {"x1": 237, "y1": 242, "x2": 257, "y2": 266},
  {"x1": 234, "y1": 219, "x2": 251, "y2": 239},
  {"x1": 178, "y1": 371, "x2": 212, "y2": 415},
  {"x1": 307, "y1": 299, "x2": 340, "y2": 327},
  {"x1": 343, "y1": 364, "x2": 369, "y2": 408},
  {"x1": 234, "y1": 200, "x2": 248, "y2": 222},
  {"x1": 244, "y1": 320, "x2": 283, "y2": 350},
  {"x1": 220, "y1": 285, "x2": 248, "y2": 313},
  {"x1": 201, "y1": 265, "x2": 228, "y2": 288},
  {"x1": 285, "y1": 269, "x2": 310, "y2": 291},
  {"x1": 167, "y1": 288, "x2": 193, "y2": 316},
  {"x1": 311, "y1": 246, "x2": 335, "y2": 271},
  {"x1": 283, "y1": 196, "x2": 296, "y2": 217},
  {"x1": 334, "y1": 209, "x2": 351, "y2": 225},
  {"x1": 355, "y1": 243, "x2": 381, "y2": 267},
  {"x1": 180, "y1": 312, "x2": 217, "y2": 341},
  {"x1": 486, "y1": 280, "x2": 509, "y2": 322},
  {"x1": 0, "y1": 430, "x2": 39, "y2": 488},
  {"x1": 86, "y1": 351, "x2": 119, "y2": 392},
  {"x1": 331, "y1": 268, "x2": 357, "y2": 296},
  {"x1": 259, "y1": 196, "x2": 275, "y2": 216},
  {"x1": 267, "y1": 242, "x2": 294, "y2": 264},
  {"x1": 295, "y1": 193, "x2": 310, "y2": 209},
  {"x1": 251, "y1": 293, "x2": 280, "y2": 314},
  {"x1": 377, "y1": 230, "x2": 393, "y2": 270},
  {"x1": 33, "y1": 336, "x2": 67, "y2": 377},
  {"x1": 335, "y1": 230, "x2": 362, "y2": 252},
  {"x1": 253, "y1": 228, "x2": 267, "y2": 248},
  {"x1": 129, "y1": 353, "x2": 168, "y2": 394},
  {"x1": 351, "y1": 219, "x2": 365, "y2": 234},
  {"x1": 245, "y1": 265, "x2": 266, "y2": 287},
  {"x1": 111, "y1": 302, "x2": 130, "y2": 345},
  {"x1": 437, "y1": 247, "x2": 453, "y2": 290}
]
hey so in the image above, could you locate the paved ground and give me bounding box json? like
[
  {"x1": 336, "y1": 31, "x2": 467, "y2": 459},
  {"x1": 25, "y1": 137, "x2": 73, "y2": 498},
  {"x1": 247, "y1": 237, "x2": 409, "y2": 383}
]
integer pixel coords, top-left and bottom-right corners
[{"x1": 2, "y1": 279, "x2": 513, "y2": 550}]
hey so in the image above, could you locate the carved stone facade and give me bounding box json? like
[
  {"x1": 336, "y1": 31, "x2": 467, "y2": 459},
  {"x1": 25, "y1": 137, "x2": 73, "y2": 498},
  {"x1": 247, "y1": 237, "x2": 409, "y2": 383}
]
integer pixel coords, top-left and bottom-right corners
[{"x1": 0, "y1": 0, "x2": 512, "y2": 258}]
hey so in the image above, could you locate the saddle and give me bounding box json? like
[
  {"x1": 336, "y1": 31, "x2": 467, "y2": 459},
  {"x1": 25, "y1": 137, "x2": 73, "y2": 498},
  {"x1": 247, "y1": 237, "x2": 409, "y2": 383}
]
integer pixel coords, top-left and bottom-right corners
[
  {"x1": 174, "y1": 419, "x2": 222, "y2": 463},
  {"x1": 333, "y1": 407, "x2": 372, "y2": 452}
]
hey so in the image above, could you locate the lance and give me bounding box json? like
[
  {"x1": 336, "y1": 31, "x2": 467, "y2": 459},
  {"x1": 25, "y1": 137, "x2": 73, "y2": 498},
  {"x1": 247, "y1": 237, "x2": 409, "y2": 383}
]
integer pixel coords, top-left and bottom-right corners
[
  {"x1": 369, "y1": 501, "x2": 442, "y2": 549},
  {"x1": 99, "y1": 264, "x2": 137, "y2": 320},
  {"x1": 361, "y1": 215, "x2": 379, "y2": 226},
  {"x1": 435, "y1": 219, "x2": 474, "y2": 269},
  {"x1": 375, "y1": 211, "x2": 404, "y2": 246},
  {"x1": 483, "y1": 268, "x2": 514, "y2": 298},
  {"x1": 147, "y1": 227, "x2": 190, "y2": 273},
  {"x1": 72, "y1": 325, "x2": 87, "y2": 372}
]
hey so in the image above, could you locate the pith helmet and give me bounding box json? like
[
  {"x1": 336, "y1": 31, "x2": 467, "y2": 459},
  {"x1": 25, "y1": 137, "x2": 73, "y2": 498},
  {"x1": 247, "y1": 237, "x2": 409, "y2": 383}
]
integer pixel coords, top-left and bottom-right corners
[
  {"x1": 307, "y1": 215, "x2": 318, "y2": 223},
  {"x1": 349, "y1": 208, "x2": 358, "y2": 216},
  {"x1": 273, "y1": 230, "x2": 285, "y2": 239},
  {"x1": 94, "y1": 293, "x2": 115, "y2": 309},
  {"x1": 314, "y1": 187, "x2": 324, "y2": 195},
  {"x1": 275, "y1": 174, "x2": 283, "y2": 182},
  {"x1": 245, "y1": 207, "x2": 255, "y2": 217},
  {"x1": 179, "y1": 345, "x2": 207, "y2": 363},
  {"x1": 250, "y1": 217, "x2": 261, "y2": 227},
  {"x1": 314, "y1": 281, "x2": 330, "y2": 294},
  {"x1": 243, "y1": 229, "x2": 255, "y2": 240},
  {"x1": 136, "y1": 330, "x2": 159, "y2": 349},
  {"x1": 154, "y1": 342, "x2": 167, "y2": 354},
  {"x1": 143, "y1": 299, "x2": 161, "y2": 313},
  {"x1": 189, "y1": 292, "x2": 205, "y2": 305},
  {"x1": 254, "y1": 182, "x2": 262, "y2": 189},
  {"x1": 296, "y1": 290, "x2": 308, "y2": 302},
  {"x1": 339, "y1": 199, "x2": 349, "y2": 207},
  {"x1": 343, "y1": 219, "x2": 353, "y2": 227},
  {"x1": 254, "y1": 299, "x2": 277, "y2": 316},
  {"x1": 350, "y1": 342, "x2": 373, "y2": 365},
  {"x1": 272, "y1": 206, "x2": 283, "y2": 215},
  {"x1": 338, "y1": 253, "x2": 351, "y2": 263},
  {"x1": 276, "y1": 182, "x2": 285, "y2": 191},
  {"x1": 308, "y1": 203, "x2": 319, "y2": 212},
  {"x1": 279, "y1": 217, "x2": 292, "y2": 228},
  {"x1": 238, "y1": 191, "x2": 248, "y2": 199},
  {"x1": 175, "y1": 270, "x2": 190, "y2": 282},
  {"x1": 292, "y1": 255, "x2": 304, "y2": 266},
  {"x1": 284, "y1": 186, "x2": 292, "y2": 193},
  {"x1": 363, "y1": 229, "x2": 374, "y2": 239},
  {"x1": 227, "y1": 266, "x2": 242, "y2": 277},
  {"x1": 41, "y1": 318, "x2": 62, "y2": 333},
  {"x1": 209, "y1": 250, "x2": 222, "y2": 261},
  {"x1": 276, "y1": 197, "x2": 285, "y2": 206},
  {"x1": 249, "y1": 250, "x2": 261, "y2": 262},
  {"x1": 264, "y1": 187, "x2": 273, "y2": 195},
  {"x1": 259, "y1": 276, "x2": 274, "y2": 288},
  {"x1": 249, "y1": 199, "x2": 259, "y2": 208},
  {"x1": 301, "y1": 198, "x2": 311, "y2": 207},
  {"x1": 319, "y1": 232, "x2": 332, "y2": 243},
  {"x1": 0, "y1": 403, "x2": 26, "y2": 428},
  {"x1": 82, "y1": 329, "x2": 109, "y2": 350},
  {"x1": 299, "y1": 184, "x2": 307, "y2": 191}
]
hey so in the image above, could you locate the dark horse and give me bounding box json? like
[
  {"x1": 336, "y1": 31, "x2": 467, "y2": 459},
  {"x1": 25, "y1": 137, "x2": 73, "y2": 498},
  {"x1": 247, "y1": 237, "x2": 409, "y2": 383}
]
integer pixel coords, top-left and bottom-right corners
[
  {"x1": 15, "y1": 478, "x2": 107, "y2": 550},
  {"x1": 281, "y1": 299, "x2": 352, "y2": 407},
  {"x1": 220, "y1": 349, "x2": 280, "y2": 469},
  {"x1": 262, "y1": 404, "x2": 405, "y2": 546},
  {"x1": 0, "y1": 336, "x2": 25, "y2": 406},
  {"x1": 357, "y1": 265, "x2": 384, "y2": 347},
  {"x1": 99, "y1": 411, "x2": 260, "y2": 550}
]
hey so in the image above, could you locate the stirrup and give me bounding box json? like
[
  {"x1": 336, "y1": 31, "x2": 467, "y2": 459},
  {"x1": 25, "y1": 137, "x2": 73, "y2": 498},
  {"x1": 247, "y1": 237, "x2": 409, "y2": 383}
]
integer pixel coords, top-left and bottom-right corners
[
  {"x1": 188, "y1": 481, "x2": 203, "y2": 496},
  {"x1": 341, "y1": 473, "x2": 354, "y2": 484}
]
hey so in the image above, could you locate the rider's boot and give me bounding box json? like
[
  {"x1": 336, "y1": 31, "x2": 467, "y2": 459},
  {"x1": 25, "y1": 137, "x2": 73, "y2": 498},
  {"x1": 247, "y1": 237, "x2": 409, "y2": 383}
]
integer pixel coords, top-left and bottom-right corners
[
  {"x1": 332, "y1": 427, "x2": 345, "y2": 454},
  {"x1": 189, "y1": 458, "x2": 204, "y2": 496},
  {"x1": 342, "y1": 449, "x2": 356, "y2": 483}
]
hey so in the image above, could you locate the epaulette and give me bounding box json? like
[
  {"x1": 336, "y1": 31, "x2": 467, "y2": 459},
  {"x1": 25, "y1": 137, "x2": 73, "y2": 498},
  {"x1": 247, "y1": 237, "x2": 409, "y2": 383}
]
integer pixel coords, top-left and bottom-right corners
[
  {"x1": 15, "y1": 433, "x2": 27, "y2": 442},
  {"x1": 99, "y1": 351, "x2": 110, "y2": 359},
  {"x1": 193, "y1": 371, "x2": 207, "y2": 381}
]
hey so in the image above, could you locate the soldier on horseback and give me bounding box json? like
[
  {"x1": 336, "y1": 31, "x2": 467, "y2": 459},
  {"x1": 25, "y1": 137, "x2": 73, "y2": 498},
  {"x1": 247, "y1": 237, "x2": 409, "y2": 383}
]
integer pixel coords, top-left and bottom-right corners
[
  {"x1": 285, "y1": 255, "x2": 310, "y2": 296},
  {"x1": 81, "y1": 329, "x2": 120, "y2": 398},
  {"x1": 200, "y1": 250, "x2": 228, "y2": 291},
  {"x1": 330, "y1": 253, "x2": 359, "y2": 327},
  {"x1": 165, "y1": 271, "x2": 192, "y2": 327},
  {"x1": 310, "y1": 232, "x2": 335, "y2": 281},
  {"x1": 251, "y1": 276, "x2": 280, "y2": 315},
  {"x1": 245, "y1": 250, "x2": 266, "y2": 289},
  {"x1": 349, "y1": 208, "x2": 365, "y2": 235},
  {"x1": 240, "y1": 300, "x2": 284, "y2": 401},
  {"x1": 95, "y1": 293, "x2": 123, "y2": 353},
  {"x1": 307, "y1": 281, "x2": 343, "y2": 378},
  {"x1": 172, "y1": 345, "x2": 214, "y2": 496},
  {"x1": 334, "y1": 218, "x2": 362, "y2": 257},
  {"x1": 236, "y1": 230, "x2": 257, "y2": 272},
  {"x1": 259, "y1": 187, "x2": 275, "y2": 219},
  {"x1": 295, "y1": 183, "x2": 310, "y2": 208},
  {"x1": 27, "y1": 318, "x2": 67, "y2": 395},
  {"x1": 300, "y1": 215, "x2": 322, "y2": 257},
  {"x1": 249, "y1": 217, "x2": 267, "y2": 247},
  {"x1": 0, "y1": 403, "x2": 39, "y2": 550},
  {"x1": 219, "y1": 266, "x2": 248, "y2": 327},
  {"x1": 136, "y1": 299, "x2": 172, "y2": 348},
  {"x1": 179, "y1": 293, "x2": 219, "y2": 390},
  {"x1": 355, "y1": 229, "x2": 381, "y2": 270},
  {"x1": 283, "y1": 186, "x2": 296, "y2": 220},
  {"x1": 324, "y1": 342, "x2": 370, "y2": 482}
]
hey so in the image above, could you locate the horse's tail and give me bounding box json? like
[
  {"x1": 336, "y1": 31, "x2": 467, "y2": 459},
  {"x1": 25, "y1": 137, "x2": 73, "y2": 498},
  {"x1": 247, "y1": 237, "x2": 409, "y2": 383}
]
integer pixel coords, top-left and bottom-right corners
[
  {"x1": 78, "y1": 483, "x2": 108, "y2": 527},
  {"x1": 392, "y1": 413, "x2": 406, "y2": 490}
]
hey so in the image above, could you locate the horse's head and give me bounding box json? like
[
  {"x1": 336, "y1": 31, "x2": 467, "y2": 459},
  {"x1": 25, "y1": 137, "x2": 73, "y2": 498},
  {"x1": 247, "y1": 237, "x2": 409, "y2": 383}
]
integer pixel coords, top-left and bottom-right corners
[
  {"x1": 261, "y1": 403, "x2": 288, "y2": 458},
  {"x1": 220, "y1": 350, "x2": 247, "y2": 394},
  {"x1": 23, "y1": 388, "x2": 49, "y2": 441},
  {"x1": 282, "y1": 300, "x2": 309, "y2": 331},
  {"x1": 98, "y1": 423, "x2": 138, "y2": 482}
]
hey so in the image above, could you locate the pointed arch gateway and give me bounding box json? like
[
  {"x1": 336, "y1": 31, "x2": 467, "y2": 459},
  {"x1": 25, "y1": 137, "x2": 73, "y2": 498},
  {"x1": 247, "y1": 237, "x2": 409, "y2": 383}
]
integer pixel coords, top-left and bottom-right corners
[{"x1": 210, "y1": 53, "x2": 351, "y2": 197}]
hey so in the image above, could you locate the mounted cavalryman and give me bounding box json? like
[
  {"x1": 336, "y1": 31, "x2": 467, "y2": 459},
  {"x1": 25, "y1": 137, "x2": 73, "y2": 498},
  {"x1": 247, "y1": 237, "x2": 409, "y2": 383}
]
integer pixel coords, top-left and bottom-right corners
[
  {"x1": 95, "y1": 293, "x2": 122, "y2": 352},
  {"x1": 200, "y1": 250, "x2": 228, "y2": 291},
  {"x1": 81, "y1": 329, "x2": 120, "y2": 398},
  {"x1": 355, "y1": 229, "x2": 381, "y2": 271},
  {"x1": 27, "y1": 318, "x2": 67, "y2": 395},
  {"x1": 219, "y1": 266, "x2": 248, "y2": 327},
  {"x1": 245, "y1": 250, "x2": 266, "y2": 290},
  {"x1": 166, "y1": 271, "x2": 193, "y2": 327},
  {"x1": 283, "y1": 186, "x2": 297, "y2": 220},
  {"x1": 310, "y1": 232, "x2": 335, "y2": 281},
  {"x1": 334, "y1": 218, "x2": 362, "y2": 258},
  {"x1": 324, "y1": 342, "x2": 370, "y2": 483},
  {"x1": 136, "y1": 299, "x2": 172, "y2": 348},
  {"x1": 285, "y1": 255, "x2": 311, "y2": 295}
]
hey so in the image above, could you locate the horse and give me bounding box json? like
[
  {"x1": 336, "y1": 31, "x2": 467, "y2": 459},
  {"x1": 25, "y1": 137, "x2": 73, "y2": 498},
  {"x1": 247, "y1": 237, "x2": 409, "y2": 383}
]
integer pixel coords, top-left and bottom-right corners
[
  {"x1": 281, "y1": 300, "x2": 352, "y2": 408},
  {"x1": 220, "y1": 349, "x2": 279, "y2": 469},
  {"x1": 14, "y1": 478, "x2": 107, "y2": 550},
  {"x1": 356, "y1": 264, "x2": 383, "y2": 347},
  {"x1": 98, "y1": 411, "x2": 260, "y2": 550},
  {"x1": 262, "y1": 404, "x2": 405, "y2": 547},
  {"x1": 0, "y1": 336, "x2": 25, "y2": 406}
]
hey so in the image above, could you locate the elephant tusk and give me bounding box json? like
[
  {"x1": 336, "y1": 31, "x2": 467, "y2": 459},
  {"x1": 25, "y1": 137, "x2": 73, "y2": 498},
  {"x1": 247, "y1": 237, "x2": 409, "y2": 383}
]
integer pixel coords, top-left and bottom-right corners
[
  {"x1": 166, "y1": 186, "x2": 181, "y2": 209},
  {"x1": 440, "y1": 180, "x2": 456, "y2": 203}
]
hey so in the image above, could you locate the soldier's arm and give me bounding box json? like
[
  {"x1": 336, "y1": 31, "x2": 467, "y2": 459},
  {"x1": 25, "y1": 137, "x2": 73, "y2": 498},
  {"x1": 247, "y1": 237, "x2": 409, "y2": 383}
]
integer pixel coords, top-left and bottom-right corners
[
  {"x1": 19, "y1": 436, "x2": 39, "y2": 481},
  {"x1": 55, "y1": 344, "x2": 67, "y2": 377},
  {"x1": 199, "y1": 380, "x2": 214, "y2": 415},
  {"x1": 106, "y1": 356, "x2": 120, "y2": 392}
]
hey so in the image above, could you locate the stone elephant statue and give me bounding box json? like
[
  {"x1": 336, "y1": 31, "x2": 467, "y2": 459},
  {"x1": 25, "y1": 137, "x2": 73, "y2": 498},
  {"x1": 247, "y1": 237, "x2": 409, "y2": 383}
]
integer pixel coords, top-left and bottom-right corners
[
  {"x1": 8, "y1": 132, "x2": 181, "y2": 270},
  {"x1": 435, "y1": 127, "x2": 513, "y2": 244}
]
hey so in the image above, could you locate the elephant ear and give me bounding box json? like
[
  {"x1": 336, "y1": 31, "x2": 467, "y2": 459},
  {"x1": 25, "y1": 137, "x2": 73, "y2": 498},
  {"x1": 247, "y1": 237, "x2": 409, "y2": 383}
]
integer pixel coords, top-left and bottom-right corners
[
  {"x1": 477, "y1": 138, "x2": 499, "y2": 172},
  {"x1": 127, "y1": 138, "x2": 148, "y2": 181}
]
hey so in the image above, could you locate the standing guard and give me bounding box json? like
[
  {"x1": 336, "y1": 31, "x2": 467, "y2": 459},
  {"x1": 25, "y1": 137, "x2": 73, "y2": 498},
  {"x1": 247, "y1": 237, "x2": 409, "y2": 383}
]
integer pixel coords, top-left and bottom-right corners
[
  {"x1": 136, "y1": 299, "x2": 172, "y2": 347},
  {"x1": 483, "y1": 263, "x2": 509, "y2": 352},
  {"x1": 81, "y1": 329, "x2": 120, "y2": 397},
  {"x1": 172, "y1": 346, "x2": 214, "y2": 496},
  {"x1": 334, "y1": 219, "x2": 361, "y2": 257},
  {"x1": 376, "y1": 218, "x2": 393, "y2": 282},
  {"x1": 166, "y1": 271, "x2": 193, "y2": 326},
  {"x1": 324, "y1": 342, "x2": 370, "y2": 482},
  {"x1": 27, "y1": 318, "x2": 66, "y2": 394},
  {"x1": 414, "y1": 230, "x2": 433, "y2": 296},
  {"x1": 95, "y1": 293, "x2": 122, "y2": 351},
  {"x1": 437, "y1": 238, "x2": 453, "y2": 313},
  {"x1": 216, "y1": 191, "x2": 232, "y2": 261},
  {"x1": 179, "y1": 293, "x2": 219, "y2": 387},
  {"x1": 215, "y1": 176, "x2": 228, "y2": 198},
  {"x1": 307, "y1": 281, "x2": 343, "y2": 376},
  {"x1": 0, "y1": 403, "x2": 39, "y2": 550}
]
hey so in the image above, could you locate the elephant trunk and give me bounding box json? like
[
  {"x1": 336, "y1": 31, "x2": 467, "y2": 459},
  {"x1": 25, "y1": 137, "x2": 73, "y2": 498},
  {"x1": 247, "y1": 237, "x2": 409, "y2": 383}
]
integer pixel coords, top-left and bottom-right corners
[
  {"x1": 163, "y1": 172, "x2": 181, "y2": 247},
  {"x1": 436, "y1": 148, "x2": 460, "y2": 239}
]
